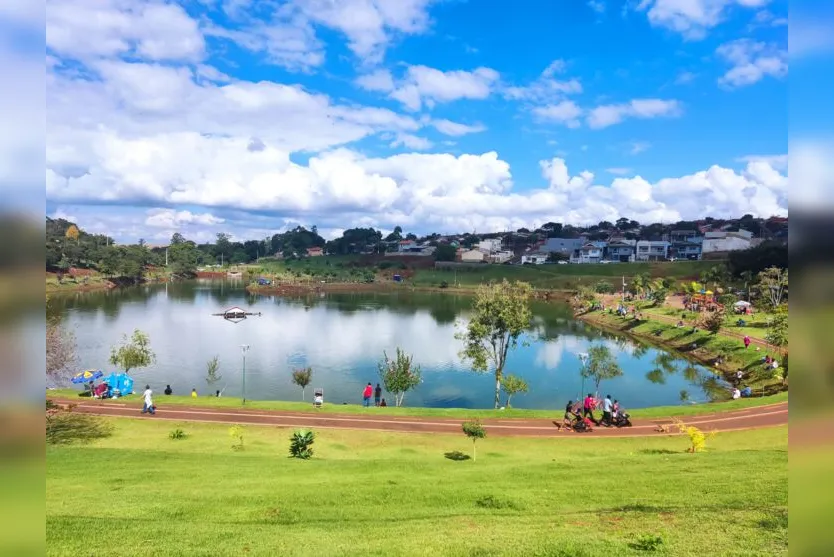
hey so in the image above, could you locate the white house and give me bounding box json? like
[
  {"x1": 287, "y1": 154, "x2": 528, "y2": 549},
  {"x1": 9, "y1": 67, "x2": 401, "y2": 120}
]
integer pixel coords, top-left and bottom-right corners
[
  {"x1": 702, "y1": 230, "x2": 753, "y2": 254},
  {"x1": 570, "y1": 242, "x2": 606, "y2": 264},
  {"x1": 460, "y1": 249, "x2": 485, "y2": 263},
  {"x1": 477, "y1": 238, "x2": 503, "y2": 254},
  {"x1": 488, "y1": 251, "x2": 514, "y2": 264},
  {"x1": 635, "y1": 240, "x2": 670, "y2": 261},
  {"x1": 521, "y1": 253, "x2": 548, "y2": 265}
]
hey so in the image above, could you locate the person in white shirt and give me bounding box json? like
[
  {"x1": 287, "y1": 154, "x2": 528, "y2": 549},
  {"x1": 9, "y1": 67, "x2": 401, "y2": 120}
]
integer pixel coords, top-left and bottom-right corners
[
  {"x1": 141, "y1": 385, "x2": 155, "y2": 415},
  {"x1": 601, "y1": 395, "x2": 614, "y2": 426},
  {"x1": 732, "y1": 388, "x2": 741, "y2": 400}
]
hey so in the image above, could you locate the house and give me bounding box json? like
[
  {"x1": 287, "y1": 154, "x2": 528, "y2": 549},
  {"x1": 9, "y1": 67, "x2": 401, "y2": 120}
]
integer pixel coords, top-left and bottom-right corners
[
  {"x1": 669, "y1": 230, "x2": 702, "y2": 260},
  {"x1": 488, "y1": 251, "x2": 513, "y2": 264},
  {"x1": 541, "y1": 238, "x2": 584, "y2": 255},
  {"x1": 306, "y1": 247, "x2": 323, "y2": 257},
  {"x1": 635, "y1": 240, "x2": 670, "y2": 261},
  {"x1": 460, "y1": 249, "x2": 485, "y2": 263},
  {"x1": 605, "y1": 240, "x2": 636, "y2": 262},
  {"x1": 477, "y1": 238, "x2": 503, "y2": 254},
  {"x1": 398, "y1": 240, "x2": 417, "y2": 252},
  {"x1": 702, "y1": 230, "x2": 753, "y2": 254},
  {"x1": 571, "y1": 241, "x2": 606, "y2": 264},
  {"x1": 521, "y1": 253, "x2": 548, "y2": 265}
]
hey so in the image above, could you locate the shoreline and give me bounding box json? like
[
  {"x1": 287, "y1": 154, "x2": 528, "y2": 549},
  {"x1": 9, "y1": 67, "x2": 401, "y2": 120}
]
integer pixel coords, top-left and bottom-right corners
[{"x1": 245, "y1": 281, "x2": 573, "y2": 300}]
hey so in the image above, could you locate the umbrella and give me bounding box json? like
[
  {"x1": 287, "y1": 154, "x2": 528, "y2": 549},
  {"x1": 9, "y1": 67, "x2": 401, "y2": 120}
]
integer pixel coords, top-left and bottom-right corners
[
  {"x1": 71, "y1": 369, "x2": 103, "y2": 384},
  {"x1": 734, "y1": 301, "x2": 751, "y2": 307}
]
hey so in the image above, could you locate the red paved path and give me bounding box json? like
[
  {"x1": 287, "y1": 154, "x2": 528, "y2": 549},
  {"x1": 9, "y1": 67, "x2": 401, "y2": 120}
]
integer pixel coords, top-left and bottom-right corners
[{"x1": 54, "y1": 399, "x2": 787, "y2": 438}]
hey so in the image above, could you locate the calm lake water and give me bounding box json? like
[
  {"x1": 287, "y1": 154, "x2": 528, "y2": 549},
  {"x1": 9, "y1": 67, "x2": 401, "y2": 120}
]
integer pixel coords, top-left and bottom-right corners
[{"x1": 49, "y1": 281, "x2": 726, "y2": 410}]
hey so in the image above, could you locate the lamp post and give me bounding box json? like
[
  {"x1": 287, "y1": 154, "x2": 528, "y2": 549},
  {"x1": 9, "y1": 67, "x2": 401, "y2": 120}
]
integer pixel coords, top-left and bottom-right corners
[
  {"x1": 241, "y1": 344, "x2": 250, "y2": 405},
  {"x1": 578, "y1": 352, "x2": 589, "y2": 400}
]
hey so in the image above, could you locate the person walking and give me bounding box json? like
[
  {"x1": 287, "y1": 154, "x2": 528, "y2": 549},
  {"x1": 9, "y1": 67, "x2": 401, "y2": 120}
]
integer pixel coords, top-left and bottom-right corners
[
  {"x1": 600, "y1": 395, "x2": 614, "y2": 427},
  {"x1": 374, "y1": 383, "x2": 382, "y2": 407},
  {"x1": 583, "y1": 393, "x2": 599, "y2": 425},
  {"x1": 743, "y1": 335, "x2": 751, "y2": 349},
  {"x1": 141, "y1": 385, "x2": 155, "y2": 415},
  {"x1": 362, "y1": 383, "x2": 373, "y2": 407}
]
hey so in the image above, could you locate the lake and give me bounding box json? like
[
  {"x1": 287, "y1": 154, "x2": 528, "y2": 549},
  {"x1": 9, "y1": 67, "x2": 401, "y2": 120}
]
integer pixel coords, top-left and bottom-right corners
[{"x1": 48, "y1": 281, "x2": 726, "y2": 410}]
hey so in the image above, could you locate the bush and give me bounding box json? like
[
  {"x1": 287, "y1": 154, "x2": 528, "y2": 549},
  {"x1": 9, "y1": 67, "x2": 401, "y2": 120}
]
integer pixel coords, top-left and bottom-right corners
[
  {"x1": 229, "y1": 425, "x2": 245, "y2": 451},
  {"x1": 289, "y1": 430, "x2": 315, "y2": 459},
  {"x1": 46, "y1": 412, "x2": 113, "y2": 445},
  {"x1": 439, "y1": 280, "x2": 449, "y2": 289},
  {"x1": 594, "y1": 281, "x2": 614, "y2": 294},
  {"x1": 169, "y1": 429, "x2": 186, "y2": 440},
  {"x1": 629, "y1": 534, "x2": 664, "y2": 552}
]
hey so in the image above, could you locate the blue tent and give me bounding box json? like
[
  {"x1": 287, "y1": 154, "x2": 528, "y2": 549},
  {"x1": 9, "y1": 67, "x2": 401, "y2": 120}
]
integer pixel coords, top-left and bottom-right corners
[{"x1": 103, "y1": 373, "x2": 135, "y2": 396}]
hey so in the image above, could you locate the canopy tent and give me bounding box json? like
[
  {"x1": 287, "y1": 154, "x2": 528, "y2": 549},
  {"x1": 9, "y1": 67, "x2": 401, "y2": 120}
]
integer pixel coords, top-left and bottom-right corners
[
  {"x1": 71, "y1": 369, "x2": 103, "y2": 384},
  {"x1": 102, "y1": 373, "x2": 134, "y2": 396},
  {"x1": 733, "y1": 301, "x2": 752, "y2": 308}
]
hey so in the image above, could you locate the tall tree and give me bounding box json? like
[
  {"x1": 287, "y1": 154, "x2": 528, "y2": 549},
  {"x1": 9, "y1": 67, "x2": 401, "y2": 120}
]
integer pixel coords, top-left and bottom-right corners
[
  {"x1": 458, "y1": 280, "x2": 533, "y2": 408},
  {"x1": 65, "y1": 224, "x2": 80, "y2": 244},
  {"x1": 582, "y1": 344, "x2": 623, "y2": 396},
  {"x1": 757, "y1": 266, "x2": 788, "y2": 309},
  {"x1": 109, "y1": 329, "x2": 156, "y2": 374}
]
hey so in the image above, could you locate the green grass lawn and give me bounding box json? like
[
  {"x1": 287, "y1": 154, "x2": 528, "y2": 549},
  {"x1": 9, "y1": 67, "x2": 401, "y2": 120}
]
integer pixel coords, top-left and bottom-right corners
[
  {"x1": 48, "y1": 389, "x2": 787, "y2": 420},
  {"x1": 46, "y1": 418, "x2": 787, "y2": 557}
]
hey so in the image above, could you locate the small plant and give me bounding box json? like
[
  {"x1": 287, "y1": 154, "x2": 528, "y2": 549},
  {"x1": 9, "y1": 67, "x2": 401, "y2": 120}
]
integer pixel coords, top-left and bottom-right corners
[
  {"x1": 475, "y1": 495, "x2": 518, "y2": 510},
  {"x1": 229, "y1": 425, "x2": 245, "y2": 451},
  {"x1": 594, "y1": 280, "x2": 614, "y2": 294},
  {"x1": 500, "y1": 374, "x2": 529, "y2": 408},
  {"x1": 205, "y1": 356, "x2": 222, "y2": 388},
  {"x1": 378, "y1": 348, "x2": 422, "y2": 407},
  {"x1": 289, "y1": 429, "x2": 315, "y2": 459},
  {"x1": 671, "y1": 418, "x2": 716, "y2": 453},
  {"x1": 629, "y1": 534, "x2": 664, "y2": 552},
  {"x1": 291, "y1": 367, "x2": 313, "y2": 401},
  {"x1": 439, "y1": 280, "x2": 449, "y2": 288},
  {"x1": 462, "y1": 420, "x2": 487, "y2": 461},
  {"x1": 679, "y1": 390, "x2": 690, "y2": 404},
  {"x1": 169, "y1": 428, "x2": 187, "y2": 440}
]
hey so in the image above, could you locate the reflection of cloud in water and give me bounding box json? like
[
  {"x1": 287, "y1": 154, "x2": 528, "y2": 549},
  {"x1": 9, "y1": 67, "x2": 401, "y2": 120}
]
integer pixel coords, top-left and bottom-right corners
[{"x1": 535, "y1": 337, "x2": 587, "y2": 370}]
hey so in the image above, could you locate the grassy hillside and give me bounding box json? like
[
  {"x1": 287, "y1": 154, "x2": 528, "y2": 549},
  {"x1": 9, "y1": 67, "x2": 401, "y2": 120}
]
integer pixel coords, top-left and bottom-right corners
[{"x1": 46, "y1": 418, "x2": 787, "y2": 557}]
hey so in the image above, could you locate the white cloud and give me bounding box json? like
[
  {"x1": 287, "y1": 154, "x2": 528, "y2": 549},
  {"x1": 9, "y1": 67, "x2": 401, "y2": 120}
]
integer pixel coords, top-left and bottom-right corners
[
  {"x1": 587, "y1": 98, "x2": 682, "y2": 129},
  {"x1": 532, "y1": 101, "x2": 583, "y2": 128},
  {"x1": 46, "y1": 0, "x2": 205, "y2": 62},
  {"x1": 606, "y1": 167, "x2": 633, "y2": 176},
  {"x1": 587, "y1": 1, "x2": 606, "y2": 14},
  {"x1": 629, "y1": 141, "x2": 651, "y2": 155},
  {"x1": 431, "y1": 119, "x2": 486, "y2": 136},
  {"x1": 674, "y1": 71, "x2": 697, "y2": 84},
  {"x1": 736, "y1": 154, "x2": 787, "y2": 170},
  {"x1": 390, "y1": 134, "x2": 433, "y2": 150},
  {"x1": 716, "y1": 39, "x2": 787, "y2": 88},
  {"x1": 635, "y1": 0, "x2": 768, "y2": 39},
  {"x1": 379, "y1": 65, "x2": 500, "y2": 111},
  {"x1": 504, "y1": 60, "x2": 582, "y2": 103},
  {"x1": 145, "y1": 209, "x2": 225, "y2": 228}
]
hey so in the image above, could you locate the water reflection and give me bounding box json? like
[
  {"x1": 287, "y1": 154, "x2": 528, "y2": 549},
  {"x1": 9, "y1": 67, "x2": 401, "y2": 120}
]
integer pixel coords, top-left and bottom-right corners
[{"x1": 50, "y1": 281, "x2": 727, "y2": 409}]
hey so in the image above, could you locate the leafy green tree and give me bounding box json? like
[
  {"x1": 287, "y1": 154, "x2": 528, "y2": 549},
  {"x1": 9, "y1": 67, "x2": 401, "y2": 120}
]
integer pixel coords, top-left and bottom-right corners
[
  {"x1": 434, "y1": 243, "x2": 457, "y2": 262},
  {"x1": 500, "y1": 374, "x2": 528, "y2": 408},
  {"x1": 582, "y1": 344, "x2": 623, "y2": 396},
  {"x1": 462, "y1": 420, "x2": 486, "y2": 461},
  {"x1": 109, "y1": 329, "x2": 156, "y2": 374},
  {"x1": 291, "y1": 367, "x2": 313, "y2": 400},
  {"x1": 696, "y1": 307, "x2": 726, "y2": 334},
  {"x1": 206, "y1": 356, "x2": 222, "y2": 389},
  {"x1": 378, "y1": 348, "x2": 422, "y2": 407},
  {"x1": 457, "y1": 280, "x2": 533, "y2": 408},
  {"x1": 757, "y1": 266, "x2": 788, "y2": 309}
]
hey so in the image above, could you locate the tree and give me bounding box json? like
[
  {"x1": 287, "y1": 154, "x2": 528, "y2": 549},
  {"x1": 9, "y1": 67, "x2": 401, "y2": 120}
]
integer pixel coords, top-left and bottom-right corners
[
  {"x1": 291, "y1": 367, "x2": 313, "y2": 400},
  {"x1": 457, "y1": 280, "x2": 533, "y2": 408},
  {"x1": 378, "y1": 348, "x2": 422, "y2": 407},
  {"x1": 46, "y1": 318, "x2": 77, "y2": 386},
  {"x1": 434, "y1": 243, "x2": 457, "y2": 262},
  {"x1": 65, "y1": 224, "x2": 80, "y2": 244},
  {"x1": 765, "y1": 308, "x2": 788, "y2": 381},
  {"x1": 215, "y1": 233, "x2": 233, "y2": 265},
  {"x1": 696, "y1": 307, "x2": 726, "y2": 334},
  {"x1": 500, "y1": 374, "x2": 528, "y2": 408},
  {"x1": 109, "y1": 329, "x2": 156, "y2": 374},
  {"x1": 582, "y1": 344, "x2": 623, "y2": 396},
  {"x1": 757, "y1": 266, "x2": 788, "y2": 309},
  {"x1": 170, "y1": 232, "x2": 186, "y2": 245},
  {"x1": 206, "y1": 356, "x2": 222, "y2": 389},
  {"x1": 462, "y1": 420, "x2": 486, "y2": 461}
]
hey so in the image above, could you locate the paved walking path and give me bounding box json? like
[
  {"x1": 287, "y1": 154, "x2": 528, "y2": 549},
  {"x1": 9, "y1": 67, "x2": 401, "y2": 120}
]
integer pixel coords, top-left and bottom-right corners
[{"x1": 53, "y1": 399, "x2": 788, "y2": 438}]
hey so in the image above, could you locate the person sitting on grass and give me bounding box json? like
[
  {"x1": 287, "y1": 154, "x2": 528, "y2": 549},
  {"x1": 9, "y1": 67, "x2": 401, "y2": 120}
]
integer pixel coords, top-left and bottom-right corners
[
  {"x1": 164, "y1": 385, "x2": 172, "y2": 395},
  {"x1": 380, "y1": 398, "x2": 388, "y2": 407},
  {"x1": 191, "y1": 388, "x2": 198, "y2": 398}
]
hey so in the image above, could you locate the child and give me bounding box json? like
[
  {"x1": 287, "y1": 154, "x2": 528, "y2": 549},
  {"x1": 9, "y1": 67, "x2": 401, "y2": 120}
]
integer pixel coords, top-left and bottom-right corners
[
  {"x1": 380, "y1": 398, "x2": 388, "y2": 407},
  {"x1": 191, "y1": 388, "x2": 198, "y2": 398}
]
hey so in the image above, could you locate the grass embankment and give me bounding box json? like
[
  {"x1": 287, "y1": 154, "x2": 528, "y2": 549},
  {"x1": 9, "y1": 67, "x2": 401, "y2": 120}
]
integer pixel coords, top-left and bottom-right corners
[
  {"x1": 579, "y1": 309, "x2": 785, "y2": 395},
  {"x1": 48, "y1": 389, "x2": 787, "y2": 420},
  {"x1": 45, "y1": 271, "x2": 112, "y2": 292},
  {"x1": 252, "y1": 258, "x2": 716, "y2": 292},
  {"x1": 640, "y1": 304, "x2": 776, "y2": 342},
  {"x1": 46, "y1": 418, "x2": 787, "y2": 557}
]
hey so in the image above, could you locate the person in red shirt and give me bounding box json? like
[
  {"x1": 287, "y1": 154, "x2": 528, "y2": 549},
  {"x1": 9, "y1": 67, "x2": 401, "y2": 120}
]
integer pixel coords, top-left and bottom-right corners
[
  {"x1": 362, "y1": 383, "x2": 373, "y2": 407},
  {"x1": 583, "y1": 393, "x2": 599, "y2": 426}
]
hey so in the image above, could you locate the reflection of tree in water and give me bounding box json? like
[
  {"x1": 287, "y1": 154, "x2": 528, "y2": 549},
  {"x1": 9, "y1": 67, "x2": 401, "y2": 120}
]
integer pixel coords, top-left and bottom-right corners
[{"x1": 646, "y1": 369, "x2": 666, "y2": 385}]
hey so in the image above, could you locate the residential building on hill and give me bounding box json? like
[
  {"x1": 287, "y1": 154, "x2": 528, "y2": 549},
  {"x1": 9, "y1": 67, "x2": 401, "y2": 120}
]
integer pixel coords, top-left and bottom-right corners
[
  {"x1": 702, "y1": 230, "x2": 754, "y2": 254},
  {"x1": 635, "y1": 240, "x2": 671, "y2": 261},
  {"x1": 541, "y1": 238, "x2": 583, "y2": 255},
  {"x1": 521, "y1": 253, "x2": 548, "y2": 265},
  {"x1": 606, "y1": 240, "x2": 636, "y2": 262}
]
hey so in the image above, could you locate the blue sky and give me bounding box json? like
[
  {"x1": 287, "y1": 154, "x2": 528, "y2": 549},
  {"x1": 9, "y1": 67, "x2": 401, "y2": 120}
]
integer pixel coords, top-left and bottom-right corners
[{"x1": 37, "y1": 0, "x2": 795, "y2": 243}]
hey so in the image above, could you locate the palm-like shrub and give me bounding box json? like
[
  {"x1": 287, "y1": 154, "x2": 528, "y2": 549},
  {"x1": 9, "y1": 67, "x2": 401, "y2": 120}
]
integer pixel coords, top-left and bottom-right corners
[{"x1": 289, "y1": 430, "x2": 315, "y2": 459}]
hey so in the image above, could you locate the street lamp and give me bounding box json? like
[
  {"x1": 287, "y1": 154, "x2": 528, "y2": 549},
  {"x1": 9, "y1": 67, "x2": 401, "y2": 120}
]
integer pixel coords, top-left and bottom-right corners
[
  {"x1": 241, "y1": 344, "x2": 250, "y2": 404},
  {"x1": 578, "y1": 352, "x2": 589, "y2": 400}
]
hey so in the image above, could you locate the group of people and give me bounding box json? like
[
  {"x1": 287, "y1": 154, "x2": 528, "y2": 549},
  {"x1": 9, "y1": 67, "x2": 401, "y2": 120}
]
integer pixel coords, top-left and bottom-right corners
[
  {"x1": 362, "y1": 383, "x2": 388, "y2": 407},
  {"x1": 161, "y1": 385, "x2": 222, "y2": 398},
  {"x1": 564, "y1": 393, "x2": 624, "y2": 429}
]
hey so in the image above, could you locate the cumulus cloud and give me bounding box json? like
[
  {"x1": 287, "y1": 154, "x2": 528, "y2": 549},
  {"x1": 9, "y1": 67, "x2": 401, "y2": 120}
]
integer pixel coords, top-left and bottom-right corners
[
  {"x1": 635, "y1": 0, "x2": 768, "y2": 39},
  {"x1": 586, "y1": 99, "x2": 682, "y2": 129},
  {"x1": 46, "y1": 0, "x2": 205, "y2": 62},
  {"x1": 532, "y1": 101, "x2": 583, "y2": 128},
  {"x1": 360, "y1": 65, "x2": 500, "y2": 111},
  {"x1": 503, "y1": 60, "x2": 583, "y2": 103},
  {"x1": 716, "y1": 39, "x2": 787, "y2": 88},
  {"x1": 145, "y1": 209, "x2": 225, "y2": 229}
]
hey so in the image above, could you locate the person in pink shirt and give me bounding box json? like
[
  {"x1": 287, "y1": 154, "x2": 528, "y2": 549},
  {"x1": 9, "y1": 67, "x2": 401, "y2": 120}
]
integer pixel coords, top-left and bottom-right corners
[
  {"x1": 743, "y1": 335, "x2": 751, "y2": 349},
  {"x1": 582, "y1": 393, "x2": 599, "y2": 426},
  {"x1": 362, "y1": 383, "x2": 373, "y2": 407}
]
